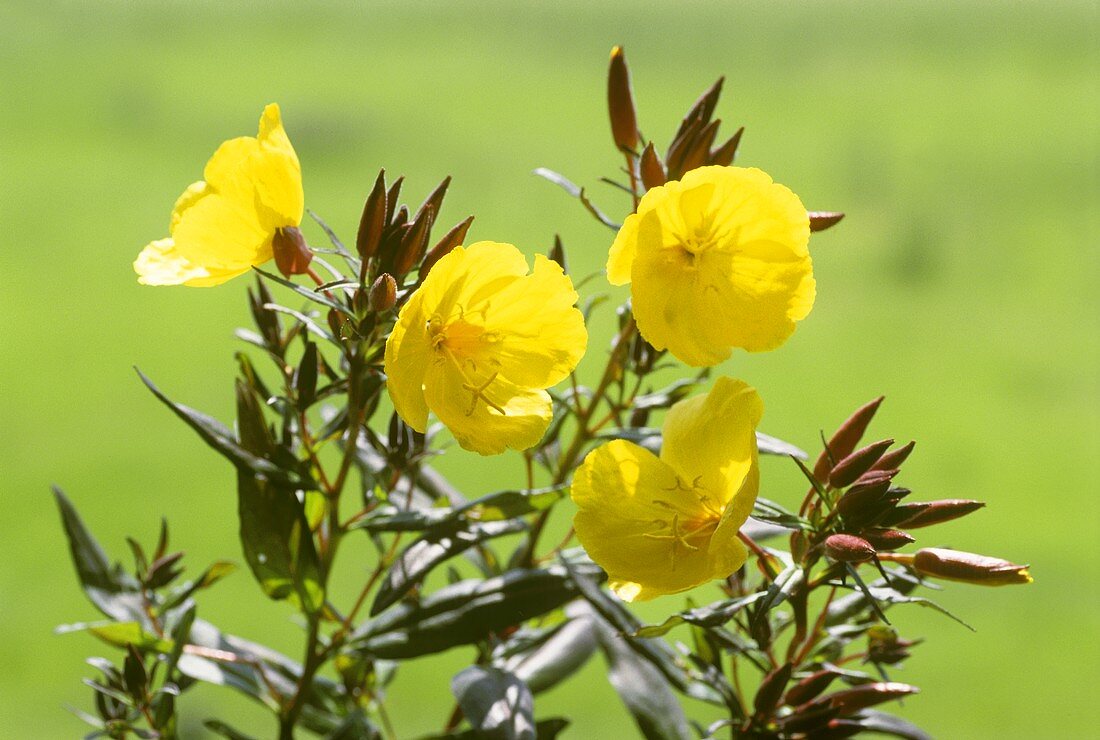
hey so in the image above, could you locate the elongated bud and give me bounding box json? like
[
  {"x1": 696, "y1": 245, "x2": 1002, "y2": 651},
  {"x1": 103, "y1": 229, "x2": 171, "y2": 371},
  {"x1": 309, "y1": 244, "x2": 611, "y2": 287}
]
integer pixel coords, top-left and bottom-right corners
[
  {"x1": 394, "y1": 204, "x2": 435, "y2": 276},
  {"x1": 607, "y1": 46, "x2": 640, "y2": 152},
  {"x1": 357, "y1": 170, "x2": 388, "y2": 260},
  {"x1": 911, "y1": 548, "x2": 1032, "y2": 586},
  {"x1": 639, "y1": 142, "x2": 666, "y2": 190},
  {"x1": 754, "y1": 662, "x2": 793, "y2": 717},
  {"x1": 829, "y1": 439, "x2": 894, "y2": 488},
  {"x1": 369, "y1": 273, "x2": 397, "y2": 312},
  {"x1": 808, "y1": 211, "x2": 845, "y2": 232},
  {"x1": 861, "y1": 528, "x2": 914, "y2": 551},
  {"x1": 548, "y1": 234, "x2": 568, "y2": 273},
  {"x1": 825, "y1": 534, "x2": 876, "y2": 563},
  {"x1": 784, "y1": 670, "x2": 840, "y2": 707},
  {"x1": 675, "y1": 76, "x2": 724, "y2": 141},
  {"x1": 421, "y1": 215, "x2": 474, "y2": 277},
  {"x1": 887, "y1": 499, "x2": 985, "y2": 528},
  {"x1": 272, "y1": 226, "x2": 312, "y2": 277},
  {"x1": 679, "y1": 119, "x2": 720, "y2": 175},
  {"x1": 836, "y1": 478, "x2": 891, "y2": 519},
  {"x1": 827, "y1": 682, "x2": 919, "y2": 713},
  {"x1": 385, "y1": 176, "x2": 404, "y2": 222},
  {"x1": 710, "y1": 126, "x2": 744, "y2": 166},
  {"x1": 871, "y1": 441, "x2": 915, "y2": 472},
  {"x1": 812, "y1": 396, "x2": 885, "y2": 482}
]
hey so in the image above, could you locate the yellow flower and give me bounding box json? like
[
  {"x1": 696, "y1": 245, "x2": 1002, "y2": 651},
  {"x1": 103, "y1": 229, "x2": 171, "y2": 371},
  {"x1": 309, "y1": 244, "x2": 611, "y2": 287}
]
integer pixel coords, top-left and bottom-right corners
[
  {"x1": 571, "y1": 377, "x2": 762, "y2": 601},
  {"x1": 134, "y1": 104, "x2": 304, "y2": 287},
  {"x1": 607, "y1": 165, "x2": 815, "y2": 366},
  {"x1": 384, "y1": 241, "x2": 587, "y2": 455}
]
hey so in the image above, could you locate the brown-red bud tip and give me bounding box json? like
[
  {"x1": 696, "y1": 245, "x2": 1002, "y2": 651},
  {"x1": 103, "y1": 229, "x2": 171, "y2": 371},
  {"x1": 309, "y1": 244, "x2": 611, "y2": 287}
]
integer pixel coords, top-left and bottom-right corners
[
  {"x1": 890, "y1": 499, "x2": 985, "y2": 529},
  {"x1": 608, "y1": 45, "x2": 640, "y2": 152},
  {"x1": 829, "y1": 439, "x2": 894, "y2": 488},
  {"x1": 639, "y1": 142, "x2": 667, "y2": 190},
  {"x1": 812, "y1": 396, "x2": 885, "y2": 482},
  {"x1": 827, "y1": 682, "x2": 919, "y2": 713},
  {"x1": 871, "y1": 440, "x2": 916, "y2": 472},
  {"x1": 861, "y1": 528, "x2": 915, "y2": 551},
  {"x1": 836, "y1": 479, "x2": 892, "y2": 519},
  {"x1": 825, "y1": 534, "x2": 877, "y2": 563},
  {"x1": 272, "y1": 226, "x2": 312, "y2": 278},
  {"x1": 808, "y1": 211, "x2": 845, "y2": 232},
  {"x1": 784, "y1": 669, "x2": 840, "y2": 707},
  {"x1": 912, "y1": 548, "x2": 1033, "y2": 586},
  {"x1": 368, "y1": 273, "x2": 397, "y2": 312}
]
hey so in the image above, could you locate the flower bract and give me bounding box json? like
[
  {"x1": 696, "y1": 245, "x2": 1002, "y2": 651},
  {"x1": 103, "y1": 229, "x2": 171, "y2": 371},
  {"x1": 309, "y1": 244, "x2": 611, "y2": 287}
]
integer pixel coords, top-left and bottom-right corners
[
  {"x1": 134, "y1": 104, "x2": 304, "y2": 287},
  {"x1": 571, "y1": 376, "x2": 762, "y2": 601},
  {"x1": 607, "y1": 165, "x2": 814, "y2": 366},
  {"x1": 385, "y1": 241, "x2": 587, "y2": 455}
]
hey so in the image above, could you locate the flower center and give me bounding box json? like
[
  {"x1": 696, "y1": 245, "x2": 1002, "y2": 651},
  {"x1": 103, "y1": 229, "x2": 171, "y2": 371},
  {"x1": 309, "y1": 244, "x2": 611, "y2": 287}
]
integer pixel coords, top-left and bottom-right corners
[
  {"x1": 643, "y1": 476, "x2": 724, "y2": 569},
  {"x1": 428, "y1": 311, "x2": 505, "y2": 416}
]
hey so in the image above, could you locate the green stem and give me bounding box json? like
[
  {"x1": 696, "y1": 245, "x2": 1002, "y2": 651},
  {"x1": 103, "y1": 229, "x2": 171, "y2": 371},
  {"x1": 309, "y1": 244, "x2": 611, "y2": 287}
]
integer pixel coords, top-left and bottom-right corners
[{"x1": 279, "y1": 616, "x2": 322, "y2": 740}]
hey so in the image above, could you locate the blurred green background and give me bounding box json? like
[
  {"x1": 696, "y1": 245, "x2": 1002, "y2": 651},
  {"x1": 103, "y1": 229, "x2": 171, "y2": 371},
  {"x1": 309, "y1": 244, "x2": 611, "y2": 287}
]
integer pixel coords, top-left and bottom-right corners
[{"x1": 2, "y1": 0, "x2": 1096, "y2": 737}]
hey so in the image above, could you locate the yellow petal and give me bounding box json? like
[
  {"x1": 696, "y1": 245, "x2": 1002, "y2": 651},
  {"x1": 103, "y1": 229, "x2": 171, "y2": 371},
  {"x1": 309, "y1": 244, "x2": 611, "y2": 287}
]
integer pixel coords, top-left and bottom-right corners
[
  {"x1": 484, "y1": 255, "x2": 588, "y2": 388},
  {"x1": 169, "y1": 189, "x2": 273, "y2": 271},
  {"x1": 606, "y1": 181, "x2": 682, "y2": 285},
  {"x1": 169, "y1": 181, "x2": 211, "y2": 231},
  {"x1": 661, "y1": 377, "x2": 762, "y2": 522},
  {"x1": 203, "y1": 104, "x2": 303, "y2": 229},
  {"x1": 423, "y1": 358, "x2": 552, "y2": 455},
  {"x1": 384, "y1": 289, "x2": 432, "y2": 432},
  {"x1": 134, "y1": 239, "x2": 209, "y2": 286},
  {"x1": 571, "y1": 440, "x2": 729, "y2": 601}
]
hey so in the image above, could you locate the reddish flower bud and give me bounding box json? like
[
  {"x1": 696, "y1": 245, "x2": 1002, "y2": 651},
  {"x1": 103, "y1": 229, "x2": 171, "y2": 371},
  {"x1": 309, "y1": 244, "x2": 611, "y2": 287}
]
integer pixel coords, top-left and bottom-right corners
[
  {"x1": 357, "y1": 170, "x2": 388, "y2": 261},
  {"x1": 912, "y1": 548, "x2": 1033, "y2": 586},
  {"x1": 272, "y1": 226, "x2": 312, "y2": 277},
  {"x1": 639, "y1": 142, "x2": 666, "y2": 190},
  {"x1": 836, "y1": 478, "x2": 891, "y2": 519},
  {"x1": 870, "y1": 440, "x2": 915, "y2": 472},
  {"x1": 607, "y1": 46, "x2": 640, "y2": 152},
  {"x1": 825, "y1": 534, "x2": 876, "y2": 563},
  {"x1": 808, "y1": 211, "x2": 845, "y2": 232},
  {"x1": 548, "y1": 234, "x2": 568, "y2": 273},
  {"x1": 754, "y1": 662, "x2": 793, "y2": 717},
  {"x1": 861, "y1": 528, "x2": 915, "y2": 551},
  {"x1": 709, "y1": 126, "x2": 743, "y2": 166},
  {"x1": 784, "y1": 669, "x2": 840, "y2": 707},
  {"x1": 421, "y1": 215, "x2": 474, "y2": 277},
  {"x1": 888, "y1": 499, "x2": 985, "y2": 529},
  {"x1": 827, "y1": 682, "x2": 919, "y2": 713},
  {"x1": 829, "y1": 439, "x2": 894, "y2": 488},
  {"x1": 368, "y1": 273, "x2": 397, "y2": 312},
  {"x1": 812, "y1": 396, "x2": 885, "y2": 483}
]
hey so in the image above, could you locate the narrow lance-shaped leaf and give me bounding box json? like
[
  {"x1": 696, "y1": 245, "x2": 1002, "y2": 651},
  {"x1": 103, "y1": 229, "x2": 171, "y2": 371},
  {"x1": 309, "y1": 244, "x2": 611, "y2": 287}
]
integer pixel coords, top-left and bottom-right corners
[
  {"x1": 137, "y1": 370, "x2": 311, "y2": 489},
  {"x1": 451, "y1": 666, "x2": 536, "y2": 740},
  {"x1": 53, "y1": 488, "x2": 144, "y2": 622},
  {"x1": 371, "y1": 519, "x2": 526, "y2": 616},
  {"x1": 236, "y1": 473, "x2": 324, "y2": 614}
]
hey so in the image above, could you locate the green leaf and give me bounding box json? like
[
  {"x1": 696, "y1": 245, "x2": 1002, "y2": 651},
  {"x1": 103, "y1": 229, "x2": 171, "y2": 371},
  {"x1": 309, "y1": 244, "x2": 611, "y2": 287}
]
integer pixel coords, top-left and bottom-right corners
[
  {"x1": 751, "y1": 497, "x2": 813, "y2": 531},
  {"x1": 851, "y1": 710, "x2": 932, "y2": 740},
  {"x1": 458, "y1": 486, "x2": 566, "y2": 522},
  {"x1": 750, "y1": 564, "x2": 805, "y2": 645},
  {"x1": 56, "y1": 621, "x2": 173, "y2": 653},
  {"x1": 53, "y1": 488, "x2": 143, "y2": 622},
  {"x1": 137, "y1": 370, "x2": 312, "y2": 489},
  {"x1": 354, "y1": 564, "x2": 602, "y2": 660},
  {"x1": 532, "y1": 168, "x2": 621, "y2": 230},
  {"x1": 371, "y1": 519, "x2": 526, "y2": 616},
  {"x1": 237, "y1": 472, "x2": 324, "y2": 614},
  {"x1": 588, "y1": 606, "x2": 692, "y2": 740},
  {"x1": 451, "y1": 666, "x2": 536, "y2": 740},
  {"x1": 500, "y1": 612, "x2": 599, "y2": 694},
  {"x1": 560, "y1": 557, "x2": 720, "y2": 705},
  {"x1": 253, "y1": 265, "x2": 354, "y2": 317},
  {"x1": 634, "y1": 592, "x2": 767, "y2": 638}
]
